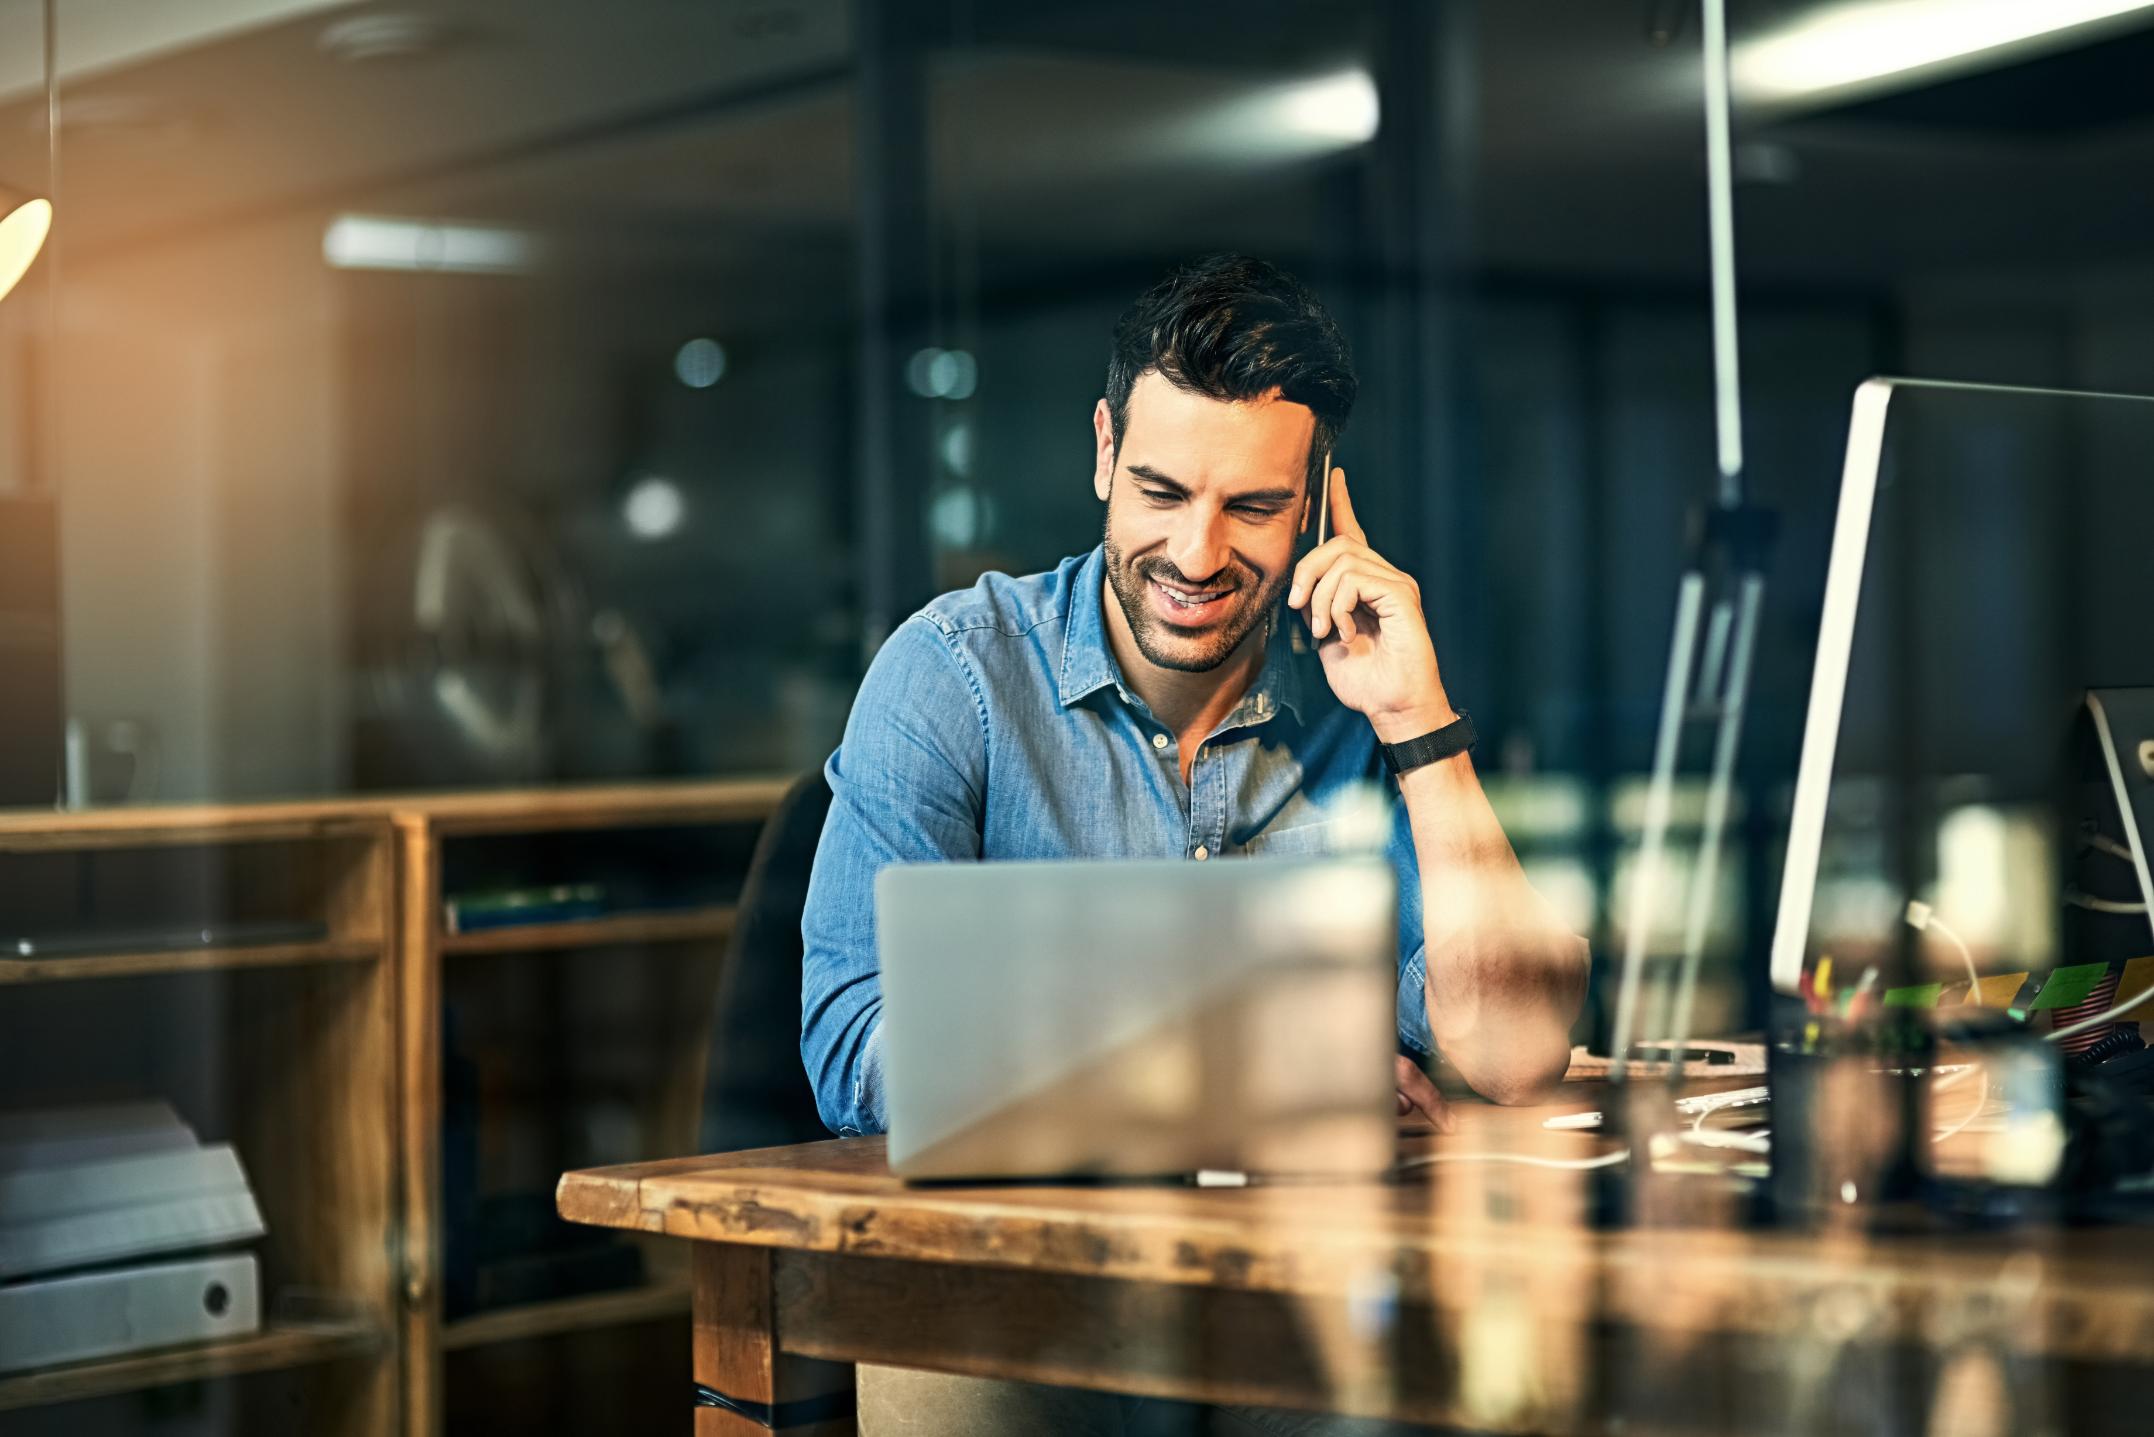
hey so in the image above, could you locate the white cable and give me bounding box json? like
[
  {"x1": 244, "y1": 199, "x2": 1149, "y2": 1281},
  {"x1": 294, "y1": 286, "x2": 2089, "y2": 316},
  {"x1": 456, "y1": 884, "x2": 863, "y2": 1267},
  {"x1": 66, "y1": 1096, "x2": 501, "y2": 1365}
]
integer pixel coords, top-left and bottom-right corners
[
  {"x1": 1677, "y1": 1127, "x2": 1771, "y2": 1155},
  {"x1": 1931, "y1": 1069, "x2": 1990, "y2": 1144},
  {"x1": 2047, "y1": 980, "x2": 2154, "y2": 1043},
  {"x1": 1904, "y1": 900, "x2": 1982, "y2": 989},
  {"x1": 1395, "y1": 1150, "x2": 1630, "y2": 1173},
  {"x1": 2066, "y1": 889, "x2": 2147, "y2": 915},
  {"x1": 2083, "y1": 832, "x2": 2139, "y2": 865}
]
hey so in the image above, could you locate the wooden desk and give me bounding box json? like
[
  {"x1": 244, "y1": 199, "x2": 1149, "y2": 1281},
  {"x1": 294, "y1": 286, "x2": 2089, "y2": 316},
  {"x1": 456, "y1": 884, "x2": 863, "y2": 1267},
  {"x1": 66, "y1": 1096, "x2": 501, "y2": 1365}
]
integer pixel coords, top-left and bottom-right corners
[{"x1": 559, "y1": 1091, "x2": 2154, "y2": 1434}]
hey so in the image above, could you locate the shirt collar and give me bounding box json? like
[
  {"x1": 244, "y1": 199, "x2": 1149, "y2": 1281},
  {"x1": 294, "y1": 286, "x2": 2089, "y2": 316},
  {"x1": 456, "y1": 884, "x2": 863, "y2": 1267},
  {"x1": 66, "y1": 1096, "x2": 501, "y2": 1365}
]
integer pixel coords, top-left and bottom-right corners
[
  {"x1": 1057, "y1": 545, "x2": 1308, "y2": 726},
  {"x1": 1056, "y1": 547, "x2": 1127, "y2": 708}
]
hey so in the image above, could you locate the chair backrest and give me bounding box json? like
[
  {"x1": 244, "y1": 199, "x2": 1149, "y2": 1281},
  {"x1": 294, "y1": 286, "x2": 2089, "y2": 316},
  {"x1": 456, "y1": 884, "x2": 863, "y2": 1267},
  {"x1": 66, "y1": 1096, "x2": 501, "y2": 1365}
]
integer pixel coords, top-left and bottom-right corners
[{"x1": 699, "y1": 768, "x2": 835, "y2": 1153}]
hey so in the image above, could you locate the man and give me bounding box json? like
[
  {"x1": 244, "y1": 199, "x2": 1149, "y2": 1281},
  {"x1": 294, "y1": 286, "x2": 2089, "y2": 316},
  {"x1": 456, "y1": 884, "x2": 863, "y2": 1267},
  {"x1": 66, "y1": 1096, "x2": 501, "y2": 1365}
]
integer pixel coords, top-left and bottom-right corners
[{"x1": 801, "y1": 255, "x2": 1588, "y2": 1434}]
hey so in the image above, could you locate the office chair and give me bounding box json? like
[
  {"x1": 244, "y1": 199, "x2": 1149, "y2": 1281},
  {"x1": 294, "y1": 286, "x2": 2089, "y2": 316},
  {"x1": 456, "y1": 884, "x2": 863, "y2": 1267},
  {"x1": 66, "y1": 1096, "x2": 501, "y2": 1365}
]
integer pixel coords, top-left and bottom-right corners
[{"x1": 699, "y1": 768, "x2": 836, "y2": 1153}]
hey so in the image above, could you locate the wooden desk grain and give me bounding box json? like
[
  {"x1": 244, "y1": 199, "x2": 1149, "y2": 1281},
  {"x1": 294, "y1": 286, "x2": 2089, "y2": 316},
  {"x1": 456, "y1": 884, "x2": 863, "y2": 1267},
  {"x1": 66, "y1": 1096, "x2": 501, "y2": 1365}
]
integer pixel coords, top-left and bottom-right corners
[{"x1": 561, "y1": 1093, "x2": 2154, "y2": 1434}]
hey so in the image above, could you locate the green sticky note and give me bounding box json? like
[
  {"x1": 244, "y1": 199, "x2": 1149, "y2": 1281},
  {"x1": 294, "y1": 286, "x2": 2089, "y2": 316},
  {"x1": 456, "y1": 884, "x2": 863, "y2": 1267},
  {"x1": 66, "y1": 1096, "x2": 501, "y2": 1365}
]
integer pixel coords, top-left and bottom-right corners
[
  {"x1": 1883, "y1": 983, "x2": 1943, "y2": 1008},
  {"x1": 2031, "y1": 962, "x2": 2111, "y2": 1011}
]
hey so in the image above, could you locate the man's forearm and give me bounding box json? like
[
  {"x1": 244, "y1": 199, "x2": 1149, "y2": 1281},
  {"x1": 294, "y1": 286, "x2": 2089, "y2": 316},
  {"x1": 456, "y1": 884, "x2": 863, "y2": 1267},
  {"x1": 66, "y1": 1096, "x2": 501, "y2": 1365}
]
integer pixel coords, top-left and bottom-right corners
[{"x1": 1391, "y1": 747, "x2": 1589, "y2": 1105}]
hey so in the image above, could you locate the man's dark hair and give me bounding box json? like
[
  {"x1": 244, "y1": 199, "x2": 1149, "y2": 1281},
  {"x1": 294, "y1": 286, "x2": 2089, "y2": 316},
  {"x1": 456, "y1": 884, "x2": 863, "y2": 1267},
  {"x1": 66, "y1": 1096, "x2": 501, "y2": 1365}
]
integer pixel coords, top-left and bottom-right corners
[{"x1": 1104, "y1": 254, "x2": 1357, "y2": 491}]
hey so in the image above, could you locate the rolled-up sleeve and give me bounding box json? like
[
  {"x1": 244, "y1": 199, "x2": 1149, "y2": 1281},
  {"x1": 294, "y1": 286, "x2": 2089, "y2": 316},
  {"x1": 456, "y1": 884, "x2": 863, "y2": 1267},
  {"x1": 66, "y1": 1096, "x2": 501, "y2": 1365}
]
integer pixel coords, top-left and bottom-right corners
[{"x1": 800, "y1": 615, "x2": 987, "y2": 1135}]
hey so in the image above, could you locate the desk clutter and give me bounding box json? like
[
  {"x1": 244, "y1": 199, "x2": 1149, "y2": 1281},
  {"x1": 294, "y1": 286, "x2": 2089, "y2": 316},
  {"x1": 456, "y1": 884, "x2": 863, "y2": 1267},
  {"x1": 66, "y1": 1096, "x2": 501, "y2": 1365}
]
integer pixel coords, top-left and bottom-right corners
[{"x1": 0, "y1": 1102, "x2": 265, "y2": 1374}]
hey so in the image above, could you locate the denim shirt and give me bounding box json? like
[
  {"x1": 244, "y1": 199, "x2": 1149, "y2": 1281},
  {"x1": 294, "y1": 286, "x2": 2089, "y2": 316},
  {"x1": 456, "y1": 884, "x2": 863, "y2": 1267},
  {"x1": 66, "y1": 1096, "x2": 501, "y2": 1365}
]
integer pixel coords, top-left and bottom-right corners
[{"x1": 800, "y1": 545, "x2": 1436, "y2": 1136}]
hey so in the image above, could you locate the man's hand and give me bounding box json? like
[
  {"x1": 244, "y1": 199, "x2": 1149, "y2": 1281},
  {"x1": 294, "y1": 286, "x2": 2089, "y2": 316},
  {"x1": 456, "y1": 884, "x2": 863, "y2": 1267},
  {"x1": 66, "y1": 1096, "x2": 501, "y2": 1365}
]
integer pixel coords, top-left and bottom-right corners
[
  {"x1": 1395, "y1": 1054, "x2": 1453, "y2": 1132},
  {"x1": 1291, "y1": 466, "x2": 1589, "y2": 1107},
  {"x1": 1287, "y1": 467, "x2": 1454, "y2": 743}
]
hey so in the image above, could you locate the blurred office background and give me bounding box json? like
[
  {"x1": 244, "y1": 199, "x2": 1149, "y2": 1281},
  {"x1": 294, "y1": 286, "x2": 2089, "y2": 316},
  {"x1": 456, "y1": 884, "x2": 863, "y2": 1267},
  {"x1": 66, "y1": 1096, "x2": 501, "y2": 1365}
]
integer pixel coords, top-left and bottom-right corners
[
  {"x1": 5, "y1": 1, "x2": 2154, "y2": 1428},
  {"x1": 11, "y1": 0, "x2": 2154, "y2": 1026}
]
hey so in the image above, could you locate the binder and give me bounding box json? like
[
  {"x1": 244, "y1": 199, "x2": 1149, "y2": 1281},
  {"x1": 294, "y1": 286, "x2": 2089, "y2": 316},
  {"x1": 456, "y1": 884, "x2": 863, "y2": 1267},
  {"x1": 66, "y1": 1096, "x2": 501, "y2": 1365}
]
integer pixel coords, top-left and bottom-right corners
[{"x1": 0, "y1": 1252, "x2": 260, "y2": 1373}]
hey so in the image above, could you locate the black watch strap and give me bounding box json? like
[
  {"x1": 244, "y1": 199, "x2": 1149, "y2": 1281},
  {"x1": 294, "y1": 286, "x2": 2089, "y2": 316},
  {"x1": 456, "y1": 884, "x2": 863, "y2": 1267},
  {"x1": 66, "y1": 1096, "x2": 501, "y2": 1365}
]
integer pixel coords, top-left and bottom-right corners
[{"x1": 1380, "y1": 711, "x2": 1476, "y2": 777}]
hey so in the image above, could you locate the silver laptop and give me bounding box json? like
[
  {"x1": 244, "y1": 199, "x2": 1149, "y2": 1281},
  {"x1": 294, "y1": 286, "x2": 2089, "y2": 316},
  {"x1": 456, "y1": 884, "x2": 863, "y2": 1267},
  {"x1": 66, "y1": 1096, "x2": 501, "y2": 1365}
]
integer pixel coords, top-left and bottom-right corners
[{"x1": 875, "y1": 857, "x2": 1399, "y2": 1180}]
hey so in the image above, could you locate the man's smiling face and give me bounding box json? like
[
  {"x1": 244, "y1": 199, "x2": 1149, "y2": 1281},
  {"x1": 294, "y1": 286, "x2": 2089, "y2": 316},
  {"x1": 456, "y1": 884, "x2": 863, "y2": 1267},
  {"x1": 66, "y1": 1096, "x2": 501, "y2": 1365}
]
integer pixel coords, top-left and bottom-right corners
[{"x1": 1093, "y1": 370, "x2": 1315, "y2": 674}]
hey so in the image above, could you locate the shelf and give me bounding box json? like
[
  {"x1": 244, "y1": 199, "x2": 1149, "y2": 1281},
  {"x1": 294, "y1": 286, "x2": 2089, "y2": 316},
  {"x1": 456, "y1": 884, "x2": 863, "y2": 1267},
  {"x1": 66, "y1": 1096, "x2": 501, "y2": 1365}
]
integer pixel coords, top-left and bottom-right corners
[
  {"x1": 0, "y1": 937, "x2": 382, "y2": 985},
  {"x1": 0, "y1": 806, "x2": 387, "y2": 852},
  {"x1": 441, "y1": 1283, "x2": 690, "y2": 1351},
  {"x1": 393, "y1": 778, "x2": 793, "y2": 838},
  {"x1": 0, "y1": 1318, "x2": 384, "y2": 1413},
  {"x1": 441, "y1": 905, "x2": 737, "y2": 956}
]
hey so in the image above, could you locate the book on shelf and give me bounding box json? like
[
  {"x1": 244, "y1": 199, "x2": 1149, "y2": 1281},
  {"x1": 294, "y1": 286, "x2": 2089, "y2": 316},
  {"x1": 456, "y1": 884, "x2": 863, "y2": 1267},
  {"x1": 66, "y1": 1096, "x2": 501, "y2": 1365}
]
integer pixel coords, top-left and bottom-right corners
[{"x1": 443, "y1": 884, "x2": 608, "y2": 935}]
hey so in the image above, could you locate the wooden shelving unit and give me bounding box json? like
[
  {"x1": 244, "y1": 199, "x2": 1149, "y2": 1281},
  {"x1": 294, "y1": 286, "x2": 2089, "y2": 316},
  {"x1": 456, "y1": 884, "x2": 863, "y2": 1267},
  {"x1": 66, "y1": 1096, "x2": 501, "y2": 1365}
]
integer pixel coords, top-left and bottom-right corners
[
  {"x1": 0, "y1": 1318, "x2": 384, "y2": 1414},
  {"x1": 391, "y1": 779, "x2": 789, "y2": 1437},
  {"x1": 0, "y1": 806, "x2": 400, "y2": 1435},
  {"x1": 0, "y1": 779, "x2": 788, "y2": 1436},
  {"x1": 0, "y1": 936, "x2": 381, "y2": 984},
  {"x1": 439, "y1": 903, "x2": 738, "y2": 957}
]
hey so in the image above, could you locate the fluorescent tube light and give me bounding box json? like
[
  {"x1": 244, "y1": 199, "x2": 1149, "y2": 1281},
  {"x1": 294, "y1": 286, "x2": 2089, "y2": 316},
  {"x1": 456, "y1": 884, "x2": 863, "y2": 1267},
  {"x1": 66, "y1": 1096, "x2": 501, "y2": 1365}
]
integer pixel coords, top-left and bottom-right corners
[
  {"x1": 322, "y1": 215, "x2": 537, "y2": 275},
  {"x1": 1735, "y1": 0, "x2": 2154, "y2": 103},
  {"x1": 1271, "y1": 69, "x2": 1380, "y2": 146}
]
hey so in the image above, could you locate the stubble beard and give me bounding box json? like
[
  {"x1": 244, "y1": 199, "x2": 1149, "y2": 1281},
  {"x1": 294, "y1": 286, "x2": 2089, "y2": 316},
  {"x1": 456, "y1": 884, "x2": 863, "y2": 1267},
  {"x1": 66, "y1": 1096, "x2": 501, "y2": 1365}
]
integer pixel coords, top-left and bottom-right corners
[{"x1": 1102, "y1": 527, "x2": 1287, "y2": 674}]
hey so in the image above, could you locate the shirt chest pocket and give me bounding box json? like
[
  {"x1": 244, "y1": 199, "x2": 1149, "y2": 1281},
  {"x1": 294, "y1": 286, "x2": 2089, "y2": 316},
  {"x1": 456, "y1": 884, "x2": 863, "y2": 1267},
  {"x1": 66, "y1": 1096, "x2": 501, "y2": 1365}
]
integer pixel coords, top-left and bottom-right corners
[{"x1": 1240, "y1": 821, "x2": 1339, "y2": 859}]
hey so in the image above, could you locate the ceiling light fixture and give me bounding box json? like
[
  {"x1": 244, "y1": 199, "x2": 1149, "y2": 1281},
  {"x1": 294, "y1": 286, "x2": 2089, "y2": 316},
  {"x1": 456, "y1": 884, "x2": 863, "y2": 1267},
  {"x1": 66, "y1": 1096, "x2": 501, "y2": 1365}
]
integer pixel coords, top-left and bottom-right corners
[
  {"x1": 1272, "y1": 69, "x2": 1380, "y2": 145},
  {"x1": 1735, "y1": 0, "x2": 2154, "y2": 103},
  {"x1": 0, "y1": 191, "x2": 51, "y2": 303}
]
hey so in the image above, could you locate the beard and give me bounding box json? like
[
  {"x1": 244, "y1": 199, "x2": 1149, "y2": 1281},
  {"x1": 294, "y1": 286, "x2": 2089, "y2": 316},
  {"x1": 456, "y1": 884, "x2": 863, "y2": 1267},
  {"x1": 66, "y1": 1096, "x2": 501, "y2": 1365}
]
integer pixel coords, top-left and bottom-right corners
[{"x1": 1102, "y1": 528, "x2": 1288, "y2": 674}]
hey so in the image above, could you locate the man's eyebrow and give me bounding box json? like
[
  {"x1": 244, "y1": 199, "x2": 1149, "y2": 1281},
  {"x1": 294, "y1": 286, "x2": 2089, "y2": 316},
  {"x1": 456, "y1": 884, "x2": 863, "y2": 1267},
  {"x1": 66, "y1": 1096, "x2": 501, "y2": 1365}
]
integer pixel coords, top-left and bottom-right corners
[
  {"x1": 1124, "y1": 464, "x2": 1189, "y2": 494},
  {"x1": 1124, "y1": 464, "x2": 1297, "y2": 506}
]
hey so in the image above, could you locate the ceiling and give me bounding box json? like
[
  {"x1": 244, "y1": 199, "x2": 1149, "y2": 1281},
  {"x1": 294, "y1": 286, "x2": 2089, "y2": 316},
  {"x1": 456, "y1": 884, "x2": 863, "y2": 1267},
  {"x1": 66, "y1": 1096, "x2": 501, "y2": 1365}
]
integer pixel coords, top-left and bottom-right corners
[{"x1": 3, "y1": 0, "x2": 2153, "y2": 307}]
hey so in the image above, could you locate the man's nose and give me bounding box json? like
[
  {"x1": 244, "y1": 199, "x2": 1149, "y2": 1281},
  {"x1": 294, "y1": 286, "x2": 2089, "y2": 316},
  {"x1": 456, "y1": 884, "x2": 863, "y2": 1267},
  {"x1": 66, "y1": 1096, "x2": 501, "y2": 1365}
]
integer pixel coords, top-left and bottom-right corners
[{"x1": 1167, "y1": 508, "x2": 1229, "y2": 581}]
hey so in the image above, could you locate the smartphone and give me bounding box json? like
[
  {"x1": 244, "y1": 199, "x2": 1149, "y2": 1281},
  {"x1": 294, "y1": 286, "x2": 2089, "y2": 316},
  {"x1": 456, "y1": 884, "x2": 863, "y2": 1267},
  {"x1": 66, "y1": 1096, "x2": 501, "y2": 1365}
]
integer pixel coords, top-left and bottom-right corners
[{"x1": 1289, "y1": 447, "x2": 1334, "y2": 652}]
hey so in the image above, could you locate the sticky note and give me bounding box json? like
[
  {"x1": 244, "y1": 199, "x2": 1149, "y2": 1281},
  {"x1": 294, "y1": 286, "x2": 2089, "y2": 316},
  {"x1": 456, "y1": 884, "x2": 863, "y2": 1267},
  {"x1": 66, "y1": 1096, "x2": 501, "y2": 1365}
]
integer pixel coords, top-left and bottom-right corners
[
  {"x1": 2110, "y1": 955, "x2": 2154, "y2": 1018},
  {"x1": 1972, "y1": 973, "x2": 2030, "y2": 1009},
  {"x1": 2031, "y1": 962, "x2": 2112, "y2": 1011},
  {"x1": 1883, "y1": 983, "x2": 1943, "y2": 1008}
]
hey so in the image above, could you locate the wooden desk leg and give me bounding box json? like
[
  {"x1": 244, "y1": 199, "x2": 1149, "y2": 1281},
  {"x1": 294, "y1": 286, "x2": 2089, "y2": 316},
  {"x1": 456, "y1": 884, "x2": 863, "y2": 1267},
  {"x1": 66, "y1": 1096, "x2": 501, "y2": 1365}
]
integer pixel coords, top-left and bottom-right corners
[{"x1": 694, "y1": 1243, "x2": 857, "y2": 1436}]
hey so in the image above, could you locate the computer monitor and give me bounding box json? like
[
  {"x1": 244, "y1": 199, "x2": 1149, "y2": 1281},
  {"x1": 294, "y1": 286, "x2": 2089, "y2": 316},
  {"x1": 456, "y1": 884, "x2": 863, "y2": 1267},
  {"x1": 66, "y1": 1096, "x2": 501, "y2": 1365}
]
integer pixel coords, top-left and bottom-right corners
[{"x1": 1772, "y1": 379, "x2": 2154, "y2": 1001}]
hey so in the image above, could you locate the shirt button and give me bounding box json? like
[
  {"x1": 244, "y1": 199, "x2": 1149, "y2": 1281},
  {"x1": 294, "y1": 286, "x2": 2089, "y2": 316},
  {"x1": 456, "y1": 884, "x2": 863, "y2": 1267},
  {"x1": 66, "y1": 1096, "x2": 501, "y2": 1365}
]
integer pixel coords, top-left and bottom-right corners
[
  {"x1": 1193, "y1": 846, "x2": 1210, "y2": 861},
  {"x1": 1151, "y1": 733, "x2": 1169, "y2": 750}
]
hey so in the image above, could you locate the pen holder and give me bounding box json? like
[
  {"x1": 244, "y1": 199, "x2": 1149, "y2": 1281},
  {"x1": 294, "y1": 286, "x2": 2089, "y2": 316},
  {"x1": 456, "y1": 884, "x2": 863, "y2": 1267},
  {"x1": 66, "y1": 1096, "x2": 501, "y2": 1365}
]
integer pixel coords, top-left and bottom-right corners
[{"x1": 1764, "y1": 995, "x2": 1929, "y2": 1227}]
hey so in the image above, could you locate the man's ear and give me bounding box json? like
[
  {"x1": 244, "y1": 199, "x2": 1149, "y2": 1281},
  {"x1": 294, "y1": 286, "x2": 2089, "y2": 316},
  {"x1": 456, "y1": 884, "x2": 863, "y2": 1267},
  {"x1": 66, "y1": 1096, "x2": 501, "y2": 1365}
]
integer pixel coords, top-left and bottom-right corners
[{"x1": 1092, "y1": 399, "x2": 1116, "y2": 504}]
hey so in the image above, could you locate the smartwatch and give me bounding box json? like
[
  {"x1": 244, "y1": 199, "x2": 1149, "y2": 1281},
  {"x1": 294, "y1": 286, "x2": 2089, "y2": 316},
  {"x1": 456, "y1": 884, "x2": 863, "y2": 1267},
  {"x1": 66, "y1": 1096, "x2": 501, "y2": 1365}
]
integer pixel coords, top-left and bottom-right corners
[{"x1": 1379, "y1": 711, "x2": 1476, "y2": 777}]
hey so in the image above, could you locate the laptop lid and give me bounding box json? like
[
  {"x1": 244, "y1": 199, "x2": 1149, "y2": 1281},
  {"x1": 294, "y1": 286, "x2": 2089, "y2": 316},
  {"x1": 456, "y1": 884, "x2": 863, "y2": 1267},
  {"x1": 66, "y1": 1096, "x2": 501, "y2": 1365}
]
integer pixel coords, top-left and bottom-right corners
[{"x1": 876, "y1": 857, "x2": 1397, "y2": 1180}]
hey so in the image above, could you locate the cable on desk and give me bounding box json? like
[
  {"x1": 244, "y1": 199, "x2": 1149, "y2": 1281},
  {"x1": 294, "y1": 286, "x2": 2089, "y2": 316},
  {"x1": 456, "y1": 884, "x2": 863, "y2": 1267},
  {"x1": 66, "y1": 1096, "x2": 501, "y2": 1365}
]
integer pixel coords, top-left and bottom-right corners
[
  {"x1": 1931, "y1": 1070, "x2": 1991, "y2": 1144},
  {"x1": 1394, "y1": 1149, "x2": 1630, "y2": 1173}
]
